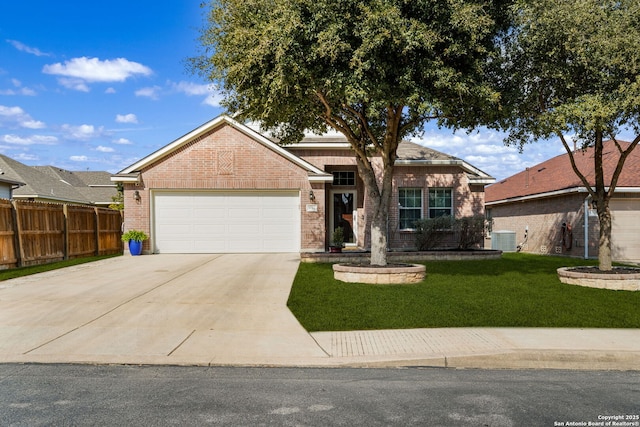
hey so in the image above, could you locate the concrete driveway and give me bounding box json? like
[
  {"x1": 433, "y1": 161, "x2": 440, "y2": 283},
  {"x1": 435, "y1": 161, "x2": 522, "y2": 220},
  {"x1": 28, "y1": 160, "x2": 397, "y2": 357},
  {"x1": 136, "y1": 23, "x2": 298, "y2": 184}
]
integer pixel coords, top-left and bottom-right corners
[{"x1": 0, "y1": 254, "x2": 329, "y2": 366}]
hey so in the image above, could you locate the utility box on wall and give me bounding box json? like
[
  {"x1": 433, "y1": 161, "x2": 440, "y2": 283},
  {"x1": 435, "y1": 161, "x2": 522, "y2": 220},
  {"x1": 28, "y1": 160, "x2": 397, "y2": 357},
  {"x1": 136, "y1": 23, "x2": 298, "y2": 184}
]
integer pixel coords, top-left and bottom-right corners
[{"x1": 491, "y1": 230, "x2": 517, "y2": 252}]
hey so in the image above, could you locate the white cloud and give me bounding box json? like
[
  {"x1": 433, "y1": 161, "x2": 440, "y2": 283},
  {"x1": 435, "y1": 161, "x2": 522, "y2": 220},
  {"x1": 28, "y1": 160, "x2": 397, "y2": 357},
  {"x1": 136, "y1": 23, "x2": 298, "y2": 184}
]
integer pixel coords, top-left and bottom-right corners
[
  {"x1": 19, "y1": 87, "x2": 36, "y2": 96},
  {"x1": 22, "y1": 120, "x2": 46, "y2": 129},
  {"x1": 61, "y1": 124, "x2": 105, "y2": 140},
  {"x1": 171, "y1": 81, "x2": 208, "y2": 96},
  {"x1": 135, "y1": 86, "x2": 161, "y2": 100},
  {"x1": 203, "y1": 93, "x2": 224, "y2": 107},
  {"x1": 113, "y1": 137, "x2": 132, "y2": 145},
  {"x1": 0, "y1": 105, "x2": 46, "y2": 129},
  {"x1": 43, "y1": 57, "x2": 152, "y2": 83},
  {"x1": 70, "y1": 155, "x2": 89, "y2": 162},
  {"x1": 0, "y1": 105, "x2": 24, "y2": 117},
  {"x1": 11, "y1": 152, "x2": 39, "y2": 162},
  {"x1": 1, "y1": 134, "x2": 58, "y2": 145},
  {"x1": 58, "y1": 77, "x2": 90, "y2": 92},
  {"x1": 0, "y1": 80, "x2": 38, "y2": 96},
  {"x1": 115, "y1": 113, "x2": 138, "y2": 124},
  {"x1": 171, "y1": 80, "x2": 223, "y2": 107},
  {"x1": 105, "y1": 87, "x2": 116, "y2": 94},
  {"x1": 6, "y1": 39, "x2": 51, "y2": 57},
  {"x1": 96, "y1": 145, "x2": 114, "y2": 153}
]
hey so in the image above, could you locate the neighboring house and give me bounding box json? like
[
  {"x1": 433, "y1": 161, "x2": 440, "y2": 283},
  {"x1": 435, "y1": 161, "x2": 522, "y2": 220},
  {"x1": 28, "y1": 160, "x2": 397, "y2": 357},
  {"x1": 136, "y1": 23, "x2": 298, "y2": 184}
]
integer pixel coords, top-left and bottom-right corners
[
  {"x1": 112, "y1": 115, "x2": 494, "y2": 254},
  {"x1": 485, "y1": 140, "x2": 640, "y2": 263},
  {"x1": 0, "y1": 154, "x2": 117, "y2": 206},
  {"x1": 0, "y1": 174, "x2": 24, "y2": 199}
]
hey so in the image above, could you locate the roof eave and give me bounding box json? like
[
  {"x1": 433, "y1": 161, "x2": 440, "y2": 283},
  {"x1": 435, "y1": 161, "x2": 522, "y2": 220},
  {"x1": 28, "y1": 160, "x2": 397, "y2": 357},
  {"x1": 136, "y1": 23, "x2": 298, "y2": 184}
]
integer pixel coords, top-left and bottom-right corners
[
  {"x1": 308, "y1": 175, "x2": 334, "y2": 183},
  {"x1": 395, "y1": 159, "x2": 494, "y2": 181},
  {"x1": 487, "y1": 186, "x2": 640, "y2": 206},
  {"x1": 111, "y1": 173, "x2": 141, "y2": 183}
]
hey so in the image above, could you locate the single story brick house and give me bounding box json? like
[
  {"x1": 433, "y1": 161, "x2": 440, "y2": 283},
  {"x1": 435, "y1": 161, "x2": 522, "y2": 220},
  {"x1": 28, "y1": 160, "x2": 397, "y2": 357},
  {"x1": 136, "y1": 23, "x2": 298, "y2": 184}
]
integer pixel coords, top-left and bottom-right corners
[
  {"x1": 112, "y1": 115, "x2": 494, "y2": 254},
  {"x1": 485, "y1": 140, "x2": 640, "y2": 262}
]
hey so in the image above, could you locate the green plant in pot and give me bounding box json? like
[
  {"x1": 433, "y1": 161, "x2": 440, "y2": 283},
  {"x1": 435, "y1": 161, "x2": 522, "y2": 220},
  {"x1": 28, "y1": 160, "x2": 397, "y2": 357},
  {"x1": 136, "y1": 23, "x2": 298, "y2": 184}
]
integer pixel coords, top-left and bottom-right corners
[
  {"x1": 330, "y1": 226, "x2": 345, "y2": 253},
  {"x1": 121, "y1": 230, "x2": 148, "y2": 256}
]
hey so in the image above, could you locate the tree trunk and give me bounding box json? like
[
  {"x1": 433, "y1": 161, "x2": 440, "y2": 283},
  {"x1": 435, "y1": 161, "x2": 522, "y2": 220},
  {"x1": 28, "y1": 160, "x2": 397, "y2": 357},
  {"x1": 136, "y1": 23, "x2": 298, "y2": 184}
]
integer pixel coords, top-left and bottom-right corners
[
  {"x1": 369, "y1": 198, "x2": 388, "y2": 266},
  {"x1": 597, "y1": 204, "x2": 613, "y2": 271},
  {"x1": 356, "y1": 156, "x2": 394, "y2": 266}
]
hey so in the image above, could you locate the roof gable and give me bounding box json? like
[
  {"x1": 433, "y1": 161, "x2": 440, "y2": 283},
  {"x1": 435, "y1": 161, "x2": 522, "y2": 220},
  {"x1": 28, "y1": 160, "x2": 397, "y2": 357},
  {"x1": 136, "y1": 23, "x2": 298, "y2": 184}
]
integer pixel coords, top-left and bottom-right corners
[
  {"x1": 114, "y1": 115, "x2": 331, "y2": 180},
  {"x1": 486, "y1": 140, "x2": 640, "y2": 203}
]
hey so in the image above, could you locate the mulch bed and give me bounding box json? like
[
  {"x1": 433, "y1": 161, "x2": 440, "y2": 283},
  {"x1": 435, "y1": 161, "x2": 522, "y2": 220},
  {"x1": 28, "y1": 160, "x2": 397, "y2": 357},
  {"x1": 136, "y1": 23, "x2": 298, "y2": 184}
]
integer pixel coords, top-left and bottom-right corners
[
  {"x1": 341, "y1": 263, "x2": 414, "y2": 268},
  {"x1": 567, "y1": 266, "x2": 640, "y2": 275}
]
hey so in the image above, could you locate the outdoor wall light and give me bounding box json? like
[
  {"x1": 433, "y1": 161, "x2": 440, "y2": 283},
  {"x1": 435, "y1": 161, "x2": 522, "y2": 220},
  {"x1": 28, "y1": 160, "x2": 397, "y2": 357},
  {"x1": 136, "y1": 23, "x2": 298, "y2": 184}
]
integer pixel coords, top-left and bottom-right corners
[
  {"x1": 133, "y1": 190, "x2": 141, "y2": 202},
  {"x1": 309, "y1": 190, "x2": 315, "y2": 201}
]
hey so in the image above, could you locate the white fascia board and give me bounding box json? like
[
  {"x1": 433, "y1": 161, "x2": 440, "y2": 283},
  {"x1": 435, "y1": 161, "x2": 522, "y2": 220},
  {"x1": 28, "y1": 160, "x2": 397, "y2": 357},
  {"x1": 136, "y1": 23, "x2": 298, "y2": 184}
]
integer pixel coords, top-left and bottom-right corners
[
  {"x1": 111, "y1": 173, "x2": 141, "y2": 183},
  {"x1": 487, "y1": 186, "x2": 640, "y2": 207},
  {"x1": 288, "y1": 142, "x2": 352, "y2": 149},
  {"x1": 395, "y1": 159, "x2": 494, "y2": 181},
  {"x1": 486, "y1": 187, "x2": 583, "y2": 206},
  {"x1": 308, "y1": 175, "x2": 334, "y2": 182},
  {"x1": 469, "y1": 177, "x2": 497, "y2": 185}
]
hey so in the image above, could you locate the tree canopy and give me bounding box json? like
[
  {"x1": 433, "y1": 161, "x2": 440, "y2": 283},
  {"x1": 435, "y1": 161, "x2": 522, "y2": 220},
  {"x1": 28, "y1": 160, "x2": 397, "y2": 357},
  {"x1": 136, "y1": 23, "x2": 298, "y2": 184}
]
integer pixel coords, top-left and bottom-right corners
[
  {"x1": 191, "y1": 0, "x2": 510, "y2": 265},
  {"x1": 497, "y1": 0, "x2": 640, "y2": 269}
]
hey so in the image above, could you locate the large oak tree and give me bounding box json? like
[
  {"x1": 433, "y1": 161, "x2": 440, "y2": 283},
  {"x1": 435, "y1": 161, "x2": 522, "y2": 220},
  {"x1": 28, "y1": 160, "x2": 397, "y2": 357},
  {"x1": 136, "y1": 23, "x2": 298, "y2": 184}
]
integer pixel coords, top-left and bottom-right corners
[
  {"x1": 191, "y1": 0, "x2": 509, "y2": 265},
  {"x1": 496, "y1": 0, "x2": 640, "y2": 270}
]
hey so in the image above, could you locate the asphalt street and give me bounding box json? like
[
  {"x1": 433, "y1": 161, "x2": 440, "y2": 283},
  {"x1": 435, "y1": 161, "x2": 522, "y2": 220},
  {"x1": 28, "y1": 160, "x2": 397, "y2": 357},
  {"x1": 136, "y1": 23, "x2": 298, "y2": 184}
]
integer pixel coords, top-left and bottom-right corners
[{"x1": 1, "y1": 364, "x2": 639, "y2": 426}]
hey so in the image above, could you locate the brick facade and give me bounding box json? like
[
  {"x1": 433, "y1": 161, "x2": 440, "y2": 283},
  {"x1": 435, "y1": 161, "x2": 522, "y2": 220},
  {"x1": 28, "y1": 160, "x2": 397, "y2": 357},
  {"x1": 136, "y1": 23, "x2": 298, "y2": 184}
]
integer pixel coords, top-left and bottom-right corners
[
  {"x1": 486, "y1": 192, "x2": 599, "y2": 258},
  {"x1": 117, "y1": 117, "x2": 490, "y2": 254},
  {"x1": 123, "y1": 125, "x2": 325, "y2": 253}
]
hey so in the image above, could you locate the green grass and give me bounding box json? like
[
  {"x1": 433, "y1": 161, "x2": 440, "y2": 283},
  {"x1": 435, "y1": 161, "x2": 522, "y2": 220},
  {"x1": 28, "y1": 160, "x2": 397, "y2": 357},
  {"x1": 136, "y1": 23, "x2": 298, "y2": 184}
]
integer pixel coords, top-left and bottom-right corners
[
  {"x1": 0, "y1": 254, "x2": 121, "y2": 281},
  {"x1": 287, "y1": 253, "x2": 640, "y2": 331}
]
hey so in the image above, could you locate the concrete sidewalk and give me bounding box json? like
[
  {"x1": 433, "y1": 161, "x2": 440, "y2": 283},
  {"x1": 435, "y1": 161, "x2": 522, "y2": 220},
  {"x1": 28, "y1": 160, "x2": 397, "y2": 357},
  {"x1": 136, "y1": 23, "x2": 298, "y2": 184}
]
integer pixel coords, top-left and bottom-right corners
[{"x1": 0, "y1": 254, "x2": 638, "y2": 370}]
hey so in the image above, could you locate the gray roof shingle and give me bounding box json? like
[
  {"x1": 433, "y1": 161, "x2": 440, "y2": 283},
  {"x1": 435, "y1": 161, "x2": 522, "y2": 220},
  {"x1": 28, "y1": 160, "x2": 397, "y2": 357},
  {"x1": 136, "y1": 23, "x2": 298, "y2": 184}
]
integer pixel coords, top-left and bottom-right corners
[{"x1": 0, "y1": 154, "x2": 117, "y2": 205}]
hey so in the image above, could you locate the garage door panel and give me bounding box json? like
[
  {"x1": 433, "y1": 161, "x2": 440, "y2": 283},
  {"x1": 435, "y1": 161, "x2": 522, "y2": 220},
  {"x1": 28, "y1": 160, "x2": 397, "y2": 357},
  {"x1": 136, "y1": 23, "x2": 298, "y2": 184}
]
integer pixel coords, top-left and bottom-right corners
[{"x1": 154, "y1": 191, "x2": 300, "y2": 253}]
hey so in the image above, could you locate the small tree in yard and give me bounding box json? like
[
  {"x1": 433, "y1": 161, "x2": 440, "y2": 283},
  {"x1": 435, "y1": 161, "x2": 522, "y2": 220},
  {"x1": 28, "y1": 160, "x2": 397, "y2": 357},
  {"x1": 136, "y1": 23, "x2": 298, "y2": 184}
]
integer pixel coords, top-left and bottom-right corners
[
  {"x1": 496, "y1": 0, "x2": 640, "y2": 270},
  {"x1": 190, "y1": 0, "x2": 510, "y2": 266}
]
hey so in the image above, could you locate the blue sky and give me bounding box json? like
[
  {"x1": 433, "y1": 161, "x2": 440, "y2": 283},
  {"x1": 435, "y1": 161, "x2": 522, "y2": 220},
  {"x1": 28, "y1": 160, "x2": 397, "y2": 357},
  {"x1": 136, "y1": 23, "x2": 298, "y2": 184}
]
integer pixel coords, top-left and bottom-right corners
[{"x1": 1, "y1": 1, "x2": 565, "y2": 180}]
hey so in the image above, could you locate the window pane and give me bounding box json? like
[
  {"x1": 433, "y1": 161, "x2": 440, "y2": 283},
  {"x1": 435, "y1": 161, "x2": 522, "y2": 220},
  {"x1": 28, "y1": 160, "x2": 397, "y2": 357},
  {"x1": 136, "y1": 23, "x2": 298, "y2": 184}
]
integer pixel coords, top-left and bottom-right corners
[
  {"x1": 333, "y1": 171, "x2": 355, "y2": 186},
  {"x1": 428, "y1": 188, "x2": 452, "y2": 218},
  {"x1": 399, "y1": 188, "x2": 422, "y2": 229}
]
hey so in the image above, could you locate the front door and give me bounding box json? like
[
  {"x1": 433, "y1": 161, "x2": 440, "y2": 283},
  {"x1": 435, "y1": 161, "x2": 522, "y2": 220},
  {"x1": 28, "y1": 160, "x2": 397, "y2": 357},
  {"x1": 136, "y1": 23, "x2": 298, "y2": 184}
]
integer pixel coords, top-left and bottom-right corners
[{"x1": 331, "y1": 191, "x2": 356, "y2": 245}]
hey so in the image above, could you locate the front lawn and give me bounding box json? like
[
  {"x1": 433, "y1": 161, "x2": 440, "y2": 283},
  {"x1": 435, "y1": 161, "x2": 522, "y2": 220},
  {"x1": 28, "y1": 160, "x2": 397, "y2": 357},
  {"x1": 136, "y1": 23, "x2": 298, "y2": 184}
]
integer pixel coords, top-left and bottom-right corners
[{"x1": 287, "y1": 253, "x2": 640, "y2": 331}]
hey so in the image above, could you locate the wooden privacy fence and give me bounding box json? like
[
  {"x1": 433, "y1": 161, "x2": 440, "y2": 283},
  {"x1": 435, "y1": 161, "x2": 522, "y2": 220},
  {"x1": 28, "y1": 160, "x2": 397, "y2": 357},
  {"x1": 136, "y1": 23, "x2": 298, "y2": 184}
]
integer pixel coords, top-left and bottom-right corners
[{"x1": 0, "y1": 199, "x2": 123, "y2": 269}]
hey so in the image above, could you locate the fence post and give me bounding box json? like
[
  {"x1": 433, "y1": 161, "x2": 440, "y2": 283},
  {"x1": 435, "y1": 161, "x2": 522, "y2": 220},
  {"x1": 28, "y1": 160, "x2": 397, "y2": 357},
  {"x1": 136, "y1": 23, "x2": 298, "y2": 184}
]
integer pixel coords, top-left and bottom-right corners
[
  {"x1": 11, "y1": 200, "x2": 24, "y2": 268},
  {"x1": 62, "y1": 204, "x2": 69, "y2": 260},
  {"x1": 94, "y1": 207, "x2": 100, "y2": 256}
]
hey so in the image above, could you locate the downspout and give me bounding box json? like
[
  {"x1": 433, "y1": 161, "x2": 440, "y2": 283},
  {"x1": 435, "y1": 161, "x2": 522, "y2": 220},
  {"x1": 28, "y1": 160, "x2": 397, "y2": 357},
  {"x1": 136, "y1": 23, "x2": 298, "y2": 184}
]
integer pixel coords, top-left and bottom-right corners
[{"x1": 584, "y1": 195, "x2": 591, "y2": 259}]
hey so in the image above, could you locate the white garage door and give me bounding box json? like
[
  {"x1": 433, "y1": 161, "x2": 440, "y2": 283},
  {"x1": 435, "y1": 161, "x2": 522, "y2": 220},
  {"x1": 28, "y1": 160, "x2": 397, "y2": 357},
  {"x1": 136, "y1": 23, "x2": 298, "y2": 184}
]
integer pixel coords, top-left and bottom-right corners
[
  {"x1": 153, "y1": 191, "x2": 300, "y2": 253},
  {"x1": 611, "y1": 199, "x2": 640, "y2": 262}
]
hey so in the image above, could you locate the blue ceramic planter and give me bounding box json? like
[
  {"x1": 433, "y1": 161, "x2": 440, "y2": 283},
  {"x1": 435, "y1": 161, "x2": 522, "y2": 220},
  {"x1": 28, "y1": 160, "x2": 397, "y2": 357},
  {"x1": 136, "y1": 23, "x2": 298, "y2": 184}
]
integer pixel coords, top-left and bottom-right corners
[{"x1": 128, "y1": 240, "x2": 143, "y2": 256}]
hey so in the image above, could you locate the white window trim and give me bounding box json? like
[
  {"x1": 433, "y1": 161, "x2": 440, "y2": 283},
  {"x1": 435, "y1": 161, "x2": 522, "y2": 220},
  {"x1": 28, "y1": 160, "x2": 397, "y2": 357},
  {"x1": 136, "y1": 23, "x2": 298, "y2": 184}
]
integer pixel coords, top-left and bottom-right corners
[
  {"x1": 428, "y1": 187, "x2": 454, "y2": 219},
  {"x1": 399, "y1": 187, "x2": 423, "y2": 231}
]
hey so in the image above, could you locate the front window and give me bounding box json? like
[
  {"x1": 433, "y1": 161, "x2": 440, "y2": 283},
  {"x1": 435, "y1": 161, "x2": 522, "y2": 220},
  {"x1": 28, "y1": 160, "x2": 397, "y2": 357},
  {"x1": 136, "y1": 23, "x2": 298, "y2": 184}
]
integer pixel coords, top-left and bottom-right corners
[
  {"x1": 399, "y1": 188, "x2": 422, "y2": 229},
  {"x1": 332, "y1": 171, "x2": 355, "y2": 186},
  {"x1": 428, "y1": 188, "x2": 453, "y2": 218}
]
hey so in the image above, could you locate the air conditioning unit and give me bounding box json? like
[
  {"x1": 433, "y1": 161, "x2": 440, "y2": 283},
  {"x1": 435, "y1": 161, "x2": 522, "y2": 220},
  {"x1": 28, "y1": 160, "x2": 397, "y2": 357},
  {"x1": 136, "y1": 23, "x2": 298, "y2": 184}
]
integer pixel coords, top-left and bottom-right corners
[{"x1": 491, "y1": 230, "x2": 517, "y2": 252}]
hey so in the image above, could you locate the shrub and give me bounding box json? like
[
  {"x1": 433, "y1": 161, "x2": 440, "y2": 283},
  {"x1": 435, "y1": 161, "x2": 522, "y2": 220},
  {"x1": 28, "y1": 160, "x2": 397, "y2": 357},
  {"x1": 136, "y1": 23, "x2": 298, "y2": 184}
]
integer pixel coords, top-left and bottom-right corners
[
  {"x1": 455, "y1": 215, "x2": 487, "y2": 249},
  {"x1": 414, "y1": 215, "x2": 487, "y2": 250},
  {"x1": 121, "y1": 230, "x2": 149, "y2": 242},
  {"x1": 414, "y1": 216, "x2": 455, "y2": 250}
]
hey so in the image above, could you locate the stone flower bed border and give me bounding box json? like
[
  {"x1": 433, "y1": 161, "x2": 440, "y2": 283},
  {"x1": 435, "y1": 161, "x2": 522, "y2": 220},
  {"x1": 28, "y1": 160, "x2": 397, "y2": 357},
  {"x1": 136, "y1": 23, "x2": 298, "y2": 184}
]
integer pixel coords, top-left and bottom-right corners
[{"x1": 557, "y1": 267, "x2": 640, "y2": 291}]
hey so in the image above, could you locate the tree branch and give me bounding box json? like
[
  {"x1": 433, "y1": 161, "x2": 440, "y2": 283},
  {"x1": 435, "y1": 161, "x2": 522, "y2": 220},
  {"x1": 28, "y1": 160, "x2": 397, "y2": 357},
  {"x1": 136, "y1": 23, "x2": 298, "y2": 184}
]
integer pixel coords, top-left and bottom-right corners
[{"x1": 558, "y1": 133, "x2": 595, "y2": 198}]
